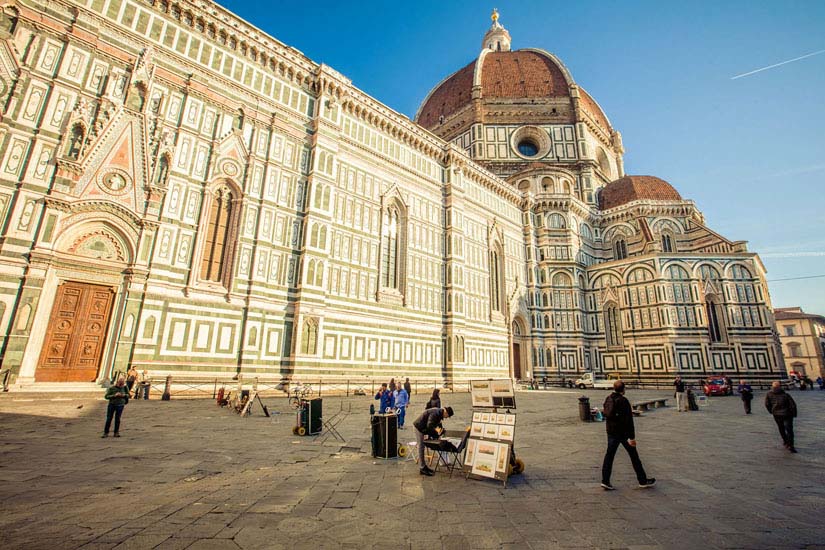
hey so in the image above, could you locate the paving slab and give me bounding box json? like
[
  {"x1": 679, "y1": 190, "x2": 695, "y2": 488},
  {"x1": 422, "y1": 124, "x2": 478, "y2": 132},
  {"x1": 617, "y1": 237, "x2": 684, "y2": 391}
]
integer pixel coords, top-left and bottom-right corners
[{"x1": 1, "y1": 389, "x2": 823, "y2": 548}]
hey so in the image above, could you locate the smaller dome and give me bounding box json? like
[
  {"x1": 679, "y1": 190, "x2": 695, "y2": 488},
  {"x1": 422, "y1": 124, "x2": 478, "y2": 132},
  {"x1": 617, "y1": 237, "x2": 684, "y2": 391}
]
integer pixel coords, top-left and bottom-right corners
[{"x1": 598, "y1": 175, "x2": 682, "y2": 210}]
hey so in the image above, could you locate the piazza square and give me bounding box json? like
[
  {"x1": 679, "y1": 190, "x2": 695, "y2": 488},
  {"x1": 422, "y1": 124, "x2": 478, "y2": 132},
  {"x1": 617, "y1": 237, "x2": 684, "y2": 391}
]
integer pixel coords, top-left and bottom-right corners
[{"x1": 0, "y1": 0, "x2": 823, "y2": 548}]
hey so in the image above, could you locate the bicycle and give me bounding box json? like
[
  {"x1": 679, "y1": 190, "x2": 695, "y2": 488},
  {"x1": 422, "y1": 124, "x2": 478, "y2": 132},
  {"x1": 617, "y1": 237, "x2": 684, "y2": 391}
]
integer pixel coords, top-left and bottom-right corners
[{"x1": 288, "y1": 384, "x2": 314, "y2": 409}]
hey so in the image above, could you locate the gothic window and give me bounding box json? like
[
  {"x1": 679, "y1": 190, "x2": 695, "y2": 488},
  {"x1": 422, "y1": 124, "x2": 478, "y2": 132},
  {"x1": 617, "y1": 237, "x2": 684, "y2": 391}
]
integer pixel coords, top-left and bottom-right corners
[
  {"x1": 706, "y1": 298, "x2": 725, "y2": 343},
  {"x1": 381, "y1": 206, "x2": 401, "y2": 289},
  {"x1": 604, "y1": 303, "x2": 622, "y2": 348},
  {"x1": 301, "y1": 317, "x2": 318, "y2": 355},
  {"x1": 489, "y1": 243, "x2": 504, "y2": 312},
  {"x1": 784, "y1": 325, "x2": 795, "y2": 336},
  {"x1": 200, "y1": 185, "x2": 236, "y2": 284},
  {"x1": 662, "y1": 232, "x2": 674, "y2": 253},
  {"x1": 613, "y1": 238, "x2": 628, "y2": 260}
]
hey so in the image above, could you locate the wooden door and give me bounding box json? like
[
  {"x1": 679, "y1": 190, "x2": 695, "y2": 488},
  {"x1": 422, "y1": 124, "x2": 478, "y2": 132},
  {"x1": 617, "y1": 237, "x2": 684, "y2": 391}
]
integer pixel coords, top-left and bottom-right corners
[
  {"x1": 36, "y1": 282, "x2": 115, "y2": 382},
  {"x1": 512, "y1": 343, "x2": 522, "y2": 380}
]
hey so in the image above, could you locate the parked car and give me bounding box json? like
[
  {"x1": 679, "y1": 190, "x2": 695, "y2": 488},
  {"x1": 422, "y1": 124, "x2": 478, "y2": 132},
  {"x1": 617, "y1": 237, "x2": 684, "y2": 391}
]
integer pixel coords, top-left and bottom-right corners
[
  {"x1": 703, "y1": 376, "x2": 732, "y2": 396},
  {"x1": 575, "y1": 372, "x2": 619, "y2": 390}
]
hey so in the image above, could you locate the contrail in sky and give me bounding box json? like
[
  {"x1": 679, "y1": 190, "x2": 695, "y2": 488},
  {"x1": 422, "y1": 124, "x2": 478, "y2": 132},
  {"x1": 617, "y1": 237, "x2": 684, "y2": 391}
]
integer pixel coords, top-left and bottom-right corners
[{"x1": 731, "y1": 49, "x2": 825, "y2": 79}]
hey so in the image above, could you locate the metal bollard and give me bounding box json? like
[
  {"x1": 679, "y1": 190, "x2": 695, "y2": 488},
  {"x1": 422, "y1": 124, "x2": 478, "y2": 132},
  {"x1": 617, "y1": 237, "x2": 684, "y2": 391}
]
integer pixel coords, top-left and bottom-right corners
[{"x1": 162, "y1": 375, "x2": 172, "y2": 401}]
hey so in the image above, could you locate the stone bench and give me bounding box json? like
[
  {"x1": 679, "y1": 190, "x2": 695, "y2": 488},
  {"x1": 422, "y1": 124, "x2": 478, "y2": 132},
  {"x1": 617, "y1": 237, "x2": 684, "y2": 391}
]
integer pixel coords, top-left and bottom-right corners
[{"x1": 632, "y1": 398, "x2": 669, "y2": 413}]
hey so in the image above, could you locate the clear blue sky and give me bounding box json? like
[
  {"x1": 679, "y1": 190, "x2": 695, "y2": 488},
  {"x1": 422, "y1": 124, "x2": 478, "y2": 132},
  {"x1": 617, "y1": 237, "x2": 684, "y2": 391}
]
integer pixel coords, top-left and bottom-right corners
[{"x1": 221, "y1": 0, "x2": 825, "y2": 315}]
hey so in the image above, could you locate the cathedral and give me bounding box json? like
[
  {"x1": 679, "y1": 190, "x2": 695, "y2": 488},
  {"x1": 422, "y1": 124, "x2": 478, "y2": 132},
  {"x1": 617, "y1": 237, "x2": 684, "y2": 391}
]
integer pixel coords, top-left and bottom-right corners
[{"x1": 0, "y1": 1, "x2": 785, "y2": 389}]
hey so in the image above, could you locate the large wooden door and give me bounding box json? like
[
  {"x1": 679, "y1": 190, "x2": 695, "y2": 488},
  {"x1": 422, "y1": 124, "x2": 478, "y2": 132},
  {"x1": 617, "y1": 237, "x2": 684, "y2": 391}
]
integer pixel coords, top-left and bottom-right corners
[
  {"x1": 36, "y1": 282, "x2": 115, "y2": 382},
  {"x1": 512, "y1": 343, "x2": 522, "y2": 380}
]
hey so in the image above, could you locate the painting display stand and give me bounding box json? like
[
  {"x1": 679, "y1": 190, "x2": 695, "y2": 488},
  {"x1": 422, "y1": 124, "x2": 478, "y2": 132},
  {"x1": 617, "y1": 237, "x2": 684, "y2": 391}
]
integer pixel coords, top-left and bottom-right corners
[{"x1": 462, "y1": 379, "x2": 518, "y2": 488}]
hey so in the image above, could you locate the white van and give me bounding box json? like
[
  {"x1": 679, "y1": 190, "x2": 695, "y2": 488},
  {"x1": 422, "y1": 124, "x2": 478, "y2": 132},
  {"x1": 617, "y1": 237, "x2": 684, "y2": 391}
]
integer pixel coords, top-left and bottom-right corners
[{"x1": 574, "y1": 372, "x2": 616, "y2": 389}]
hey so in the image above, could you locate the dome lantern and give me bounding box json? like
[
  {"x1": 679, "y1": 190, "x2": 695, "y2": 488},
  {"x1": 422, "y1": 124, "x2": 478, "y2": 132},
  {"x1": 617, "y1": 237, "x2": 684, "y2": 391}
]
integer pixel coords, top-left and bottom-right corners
[{"x1": 482, "y1": 9, "x2": 511, "y2": 52}]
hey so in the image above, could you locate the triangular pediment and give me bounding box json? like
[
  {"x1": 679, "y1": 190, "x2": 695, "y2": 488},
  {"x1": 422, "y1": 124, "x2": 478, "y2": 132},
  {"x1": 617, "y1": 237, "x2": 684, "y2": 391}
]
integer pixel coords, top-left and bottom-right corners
[
  {"x1": 601, "y1": 282, "x2": 619, "y2": 305},
  {"x1": 74, "y1": 116, "x2": 147, "y2": 215},
  {"x1": 213, "y1": 131, "x2": 248, "y2": 180}
]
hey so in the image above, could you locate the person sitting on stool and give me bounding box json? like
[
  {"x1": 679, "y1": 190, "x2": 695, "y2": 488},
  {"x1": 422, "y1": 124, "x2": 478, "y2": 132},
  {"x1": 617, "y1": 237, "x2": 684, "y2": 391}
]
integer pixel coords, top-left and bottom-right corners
[{"x1": 413, "y1": 406, "x2": 454, "y2": 476}]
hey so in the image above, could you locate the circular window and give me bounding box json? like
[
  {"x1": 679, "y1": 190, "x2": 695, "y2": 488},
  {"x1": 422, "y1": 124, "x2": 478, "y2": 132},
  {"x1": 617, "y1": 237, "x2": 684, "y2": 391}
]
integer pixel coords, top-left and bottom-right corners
[
  {"x1": 510, "y1": 126, "x2": 551, "y2": 160},
  {"x1": 517, "y1": 140, "x2": 539, "y2": 157}
]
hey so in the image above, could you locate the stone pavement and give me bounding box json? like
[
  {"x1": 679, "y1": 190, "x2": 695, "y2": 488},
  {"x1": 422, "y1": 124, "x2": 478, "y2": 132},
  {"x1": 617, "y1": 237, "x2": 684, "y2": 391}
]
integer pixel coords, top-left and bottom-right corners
[{"x1": 0, "y1": 387, "x2": 823, "y2": 550}]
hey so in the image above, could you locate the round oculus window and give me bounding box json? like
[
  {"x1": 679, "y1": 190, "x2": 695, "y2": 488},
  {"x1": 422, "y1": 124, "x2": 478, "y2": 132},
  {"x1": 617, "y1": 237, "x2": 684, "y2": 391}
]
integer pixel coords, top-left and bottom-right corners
[
  {"x1": 517, "y1": 140, "x2": 539, "y2": 157},
  {"x1": 510, "y1": 126, "x2": 551, "y2": 159}
]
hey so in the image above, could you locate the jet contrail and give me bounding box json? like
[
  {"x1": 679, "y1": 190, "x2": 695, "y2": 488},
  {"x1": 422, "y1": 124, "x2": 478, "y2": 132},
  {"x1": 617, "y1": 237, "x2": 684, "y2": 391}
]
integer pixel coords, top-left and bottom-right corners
[{"x1": 731, "y1": 49, "x2": 825, "y2": 80}]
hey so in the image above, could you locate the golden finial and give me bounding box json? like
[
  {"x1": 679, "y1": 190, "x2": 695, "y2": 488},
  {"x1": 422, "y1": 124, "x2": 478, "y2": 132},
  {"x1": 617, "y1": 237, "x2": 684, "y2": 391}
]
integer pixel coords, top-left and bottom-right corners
[{"x1": 491, "y1": 8, "x2": 499, "y2": 23}]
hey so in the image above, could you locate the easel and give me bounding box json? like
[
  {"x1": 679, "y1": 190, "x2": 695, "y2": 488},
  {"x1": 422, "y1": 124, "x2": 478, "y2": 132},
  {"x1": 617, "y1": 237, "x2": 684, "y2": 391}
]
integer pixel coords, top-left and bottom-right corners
[
  {"x1": 463, "y1": 378, "x2": 521, "y2": 488},
  {"x1": 320, "y1": 401, "x2": 351, "y2": 443},
  {"x1": 239, "y1": 392, "x2": 270, "y2": 417}
]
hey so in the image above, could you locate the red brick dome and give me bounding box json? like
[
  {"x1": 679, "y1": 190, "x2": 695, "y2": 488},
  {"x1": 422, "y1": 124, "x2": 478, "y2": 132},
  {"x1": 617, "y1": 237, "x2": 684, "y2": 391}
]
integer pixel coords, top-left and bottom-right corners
[
  {"x1": 598, "y1": 176, "x2": 682, "y2": 210},
  {"x1": 415, "y1": 49, "x2": 612, "y2": 134}
]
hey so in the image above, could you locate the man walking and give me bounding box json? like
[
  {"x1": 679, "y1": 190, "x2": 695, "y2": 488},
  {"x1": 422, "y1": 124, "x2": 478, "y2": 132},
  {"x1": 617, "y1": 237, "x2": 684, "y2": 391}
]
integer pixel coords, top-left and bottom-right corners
[
  {"x1": 601, "y1": 381, "x2": 656, "y2": 490},
  {"x1": 765, "y1": 381, "x2": 798, "y2": 453},
  {"x1": 673, "y1": 375, "x2": 687, "y2": 412},
  {"x1": 102, "y1": 376, "x2": 130, "y2": 438},
  {"x1": 413, "y1": 406, "x2": 454, "y2": 476},
  {"x1": 737, "y1": 379, "x2": 754, "y2": 414}
]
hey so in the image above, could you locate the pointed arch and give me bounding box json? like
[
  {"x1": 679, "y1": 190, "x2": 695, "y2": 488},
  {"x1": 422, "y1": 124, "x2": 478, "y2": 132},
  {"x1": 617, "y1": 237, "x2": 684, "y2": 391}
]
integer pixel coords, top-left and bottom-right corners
[{"x1": 198, "y1": 179, "x2": 242, "y2": 286}]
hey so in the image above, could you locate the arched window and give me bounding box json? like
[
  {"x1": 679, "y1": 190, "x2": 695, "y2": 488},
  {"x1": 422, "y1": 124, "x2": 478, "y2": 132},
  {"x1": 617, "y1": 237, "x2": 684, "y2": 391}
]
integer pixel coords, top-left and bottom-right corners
[
  {"x1": 604, "y1": 303, "x2": 622, "y2": 348},
  {"x1": 706, "y1": 298, "x2": 724, "y2": 343},
  {"x1": 613, "y1": 238, "x2": 628, "y2": 260},
  {"x1": 381, "y1": 206, "x2": 401, "y2": 289},
  {"x1": 490, "y1": 243, "x2": 504, "y2": 312},
  {"x1": 541, "y1": 177, "x2": 553, "y2": 193},
  {"x1": 301, "y1": 317, "x2": 318, "y2": 355},
  {"x1": 547, "y1": 213, "x2": 566, "y2": 229},
  {"x1": 200, "y1": 185, "x2": 236, "y2": 284},
  {"x1": 661, "y1": 232, "x2": 674, "y2": 253},
  {"x1": 315, "y1": 261, "x2": 324, "y2": 286}
]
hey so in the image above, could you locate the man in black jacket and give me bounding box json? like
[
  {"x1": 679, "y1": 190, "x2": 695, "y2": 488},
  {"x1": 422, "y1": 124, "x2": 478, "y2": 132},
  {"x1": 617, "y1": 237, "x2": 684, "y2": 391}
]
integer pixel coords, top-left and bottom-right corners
[
  {"x1": 601, "y1": 381, "x2": 656, "y2": 490},
  {"x1": 413, "y1": 406, "x2": 453, "y2": 476},
  {"x1": 765, "y1": 381, "x2": 798, "y2": 453}
]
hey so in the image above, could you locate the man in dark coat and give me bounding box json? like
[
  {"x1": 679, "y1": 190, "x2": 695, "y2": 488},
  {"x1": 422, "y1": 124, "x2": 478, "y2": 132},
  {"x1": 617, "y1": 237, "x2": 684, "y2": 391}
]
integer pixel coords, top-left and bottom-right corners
[
  {"x1": 601, "y1": 381, "x2": 656, "y2": 490},
  {"x1": 765, "y1": 381, "x2": 798, "y2": 453},
  {"x1": 413, "y1": 406, "x2": 453, "y2": 476},
  {"x1": 737, "y1": 379, "x2": 754, "y2": 414}
]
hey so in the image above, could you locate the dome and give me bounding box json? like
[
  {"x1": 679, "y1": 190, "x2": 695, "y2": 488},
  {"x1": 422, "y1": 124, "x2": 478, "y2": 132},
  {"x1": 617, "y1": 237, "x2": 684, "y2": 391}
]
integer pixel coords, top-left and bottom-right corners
[
  {"x1": 598, "y1": 176, "x2": 682, "y2": 210},
  {"x1": 416, "y1": 49, "x2": 575, "y2": 129}
]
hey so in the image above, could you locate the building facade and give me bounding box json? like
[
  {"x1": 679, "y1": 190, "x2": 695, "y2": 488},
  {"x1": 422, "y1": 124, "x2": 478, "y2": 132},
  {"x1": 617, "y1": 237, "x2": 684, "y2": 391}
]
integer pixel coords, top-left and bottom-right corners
[
  {"x1": 0, "y1": 2, "x2": 785, "y2": 388},
  {"x1": 775, "y1": 307, "x2": 825, "y2": 379}
]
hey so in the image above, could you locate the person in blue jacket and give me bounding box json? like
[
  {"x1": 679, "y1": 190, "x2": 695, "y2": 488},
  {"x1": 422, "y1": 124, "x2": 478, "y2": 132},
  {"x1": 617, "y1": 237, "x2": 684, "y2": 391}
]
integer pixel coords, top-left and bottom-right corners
[
  {"x1": 394, "y1": 385, "x2": 409, "y2": 428},
  {"x1": 375, "y1": 383, "x2": 394, "y2": 413}
]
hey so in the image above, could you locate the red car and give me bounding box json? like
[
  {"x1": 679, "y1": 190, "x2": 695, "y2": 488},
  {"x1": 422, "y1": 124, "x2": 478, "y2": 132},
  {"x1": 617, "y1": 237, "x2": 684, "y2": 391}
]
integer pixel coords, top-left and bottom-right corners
[{"x1": 703, "y1": 376, "x2": 732, "y2": 396}]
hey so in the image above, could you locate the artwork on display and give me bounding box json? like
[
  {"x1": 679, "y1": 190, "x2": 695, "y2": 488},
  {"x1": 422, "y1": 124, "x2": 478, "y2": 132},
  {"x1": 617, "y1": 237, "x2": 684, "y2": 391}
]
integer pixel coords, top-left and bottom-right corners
[
  {"x1": 473, "y1": 412, "x2": 482, "y2": 422},
  {"x1": 496, "y1": 442, "x2": 509, "y2": 473},
  {"x1": 471, "y1": 422, "x2": 483, "y2": 437},
  {"x1": 505, "y1": 414, "x2": 516, "y2": 426},
  {"x1": 483, "y1": 423, "x2": 499, "y2": 439},
  {"x1": 496, "y1": 413, "x2": 506, "y2": 424},
  {"x1": 464, "y1": 438, "x2": 478, "y2": 467},
  {"x1": 480, "y1": 412, "x2": 491, "y2": 423},
  {"x1": 499, "y1": 424, "x2": 514, "y2": 442},
  {"x1": 490, "y1": 379, "x2": 516, "y2": 408},
  {"x1": 472, "y1": 441, "x2": 499, "y2": 478},
  {"x1": 471, "y1": 380, "x2": 493, "y2": 407}
]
